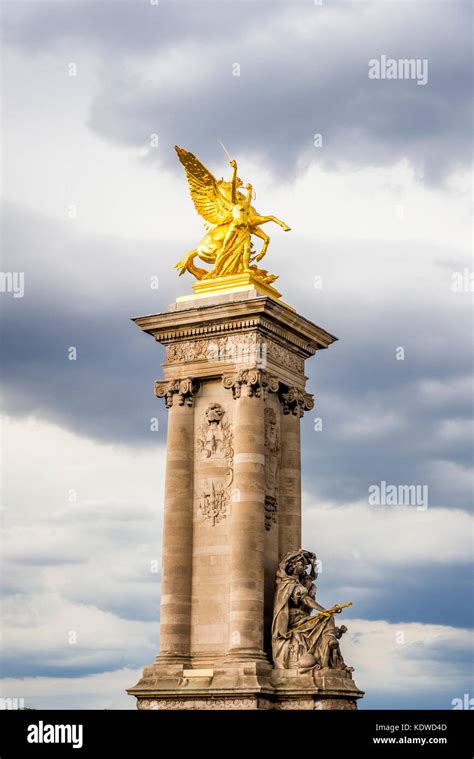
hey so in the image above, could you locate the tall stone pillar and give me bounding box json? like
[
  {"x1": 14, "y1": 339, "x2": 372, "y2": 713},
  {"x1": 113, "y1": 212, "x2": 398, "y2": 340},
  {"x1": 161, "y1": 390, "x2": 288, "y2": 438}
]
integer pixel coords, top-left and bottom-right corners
[
  {"x1": 223, "y1": 381, "x2": 267, "y2": 662},
  {"x1": 127, "y1": 288, "x2": 363, "y2": 709},
  {"x1": 154, "y1": 382, "x2": 197, "y2": 664}
]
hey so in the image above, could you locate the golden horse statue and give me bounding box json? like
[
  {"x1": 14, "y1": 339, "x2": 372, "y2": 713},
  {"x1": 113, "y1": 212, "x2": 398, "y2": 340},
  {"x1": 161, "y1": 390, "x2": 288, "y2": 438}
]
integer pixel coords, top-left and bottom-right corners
[{"x1": 174, "y1": 146, "x2": 290, "y2": 285}]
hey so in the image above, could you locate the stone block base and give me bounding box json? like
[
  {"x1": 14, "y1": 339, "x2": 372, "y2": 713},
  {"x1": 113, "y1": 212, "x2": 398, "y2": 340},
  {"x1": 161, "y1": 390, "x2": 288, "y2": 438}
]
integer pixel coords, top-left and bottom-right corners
[{"x1": 127, "y1": 661, "x2": 363, "y2": 710}]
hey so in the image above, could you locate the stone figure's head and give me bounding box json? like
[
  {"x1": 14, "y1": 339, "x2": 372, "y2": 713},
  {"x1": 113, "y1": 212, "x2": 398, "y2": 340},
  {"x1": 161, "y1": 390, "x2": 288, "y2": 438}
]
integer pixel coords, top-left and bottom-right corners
[
  {"x1": 205, "y1": 403, "x2": 225, "y2": 425},
  {"x1": 286, "y1": 552, "x2": 308, "y2": 577}
]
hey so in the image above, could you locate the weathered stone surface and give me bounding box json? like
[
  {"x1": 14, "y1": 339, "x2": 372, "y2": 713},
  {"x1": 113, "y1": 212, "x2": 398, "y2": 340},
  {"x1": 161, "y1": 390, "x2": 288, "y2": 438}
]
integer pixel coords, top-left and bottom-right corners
[{"x1": 127, "y1": 291, "x2": 363, "y2": 710}]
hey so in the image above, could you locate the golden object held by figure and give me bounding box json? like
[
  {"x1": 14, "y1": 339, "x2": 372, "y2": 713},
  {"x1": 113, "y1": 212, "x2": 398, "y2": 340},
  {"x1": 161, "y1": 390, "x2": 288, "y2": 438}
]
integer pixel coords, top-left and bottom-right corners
[{"x1": 174, "y1": 146, "x2": 290, "y2": 288}]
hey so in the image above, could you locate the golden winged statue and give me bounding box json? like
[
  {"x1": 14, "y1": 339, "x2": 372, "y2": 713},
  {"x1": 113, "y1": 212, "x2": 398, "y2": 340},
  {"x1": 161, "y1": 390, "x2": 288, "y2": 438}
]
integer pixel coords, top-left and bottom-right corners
[{"x1": 174, "y1": 146, "x2": 290, "y2": 285}]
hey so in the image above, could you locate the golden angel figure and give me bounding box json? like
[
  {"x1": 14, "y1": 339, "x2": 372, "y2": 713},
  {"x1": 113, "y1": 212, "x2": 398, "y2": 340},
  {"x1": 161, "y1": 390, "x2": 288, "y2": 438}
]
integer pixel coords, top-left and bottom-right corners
[{"x1": 174, "y1": 146, "x2": 290, "y2": 284}]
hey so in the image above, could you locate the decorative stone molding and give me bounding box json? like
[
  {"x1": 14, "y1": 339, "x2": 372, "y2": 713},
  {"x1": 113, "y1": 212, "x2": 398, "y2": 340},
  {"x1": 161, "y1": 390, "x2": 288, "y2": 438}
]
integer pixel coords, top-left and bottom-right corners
[
  {"x1": 154, "y1": 377, "x2": 200, "y2": 408},
  {"x1": 137, "y1": 699, "x2": 187, "y2": 710},
  {"x1": 203, "y1": 697, "x2": 257, "y2": 710},
  {"x1": 275, "y1": 699, "x2": 316, "y2": 710},
  {"x1": 136, "y1": 695, "x2": 356, "y2": 710},
  {"x1": 266, "y1": 340, "x2": 304, "y2": 374},
  {"x1": 315, "y1": 698, "x2": 358, "y2": 711},
  {"x1": 137, "y1": 696, "x2": 267, "y2": 710},
  {"x1": 167, "y1": 334, "x2": 261, "y2": 365},
  {"x1": 264, "y1": 407, "x2": 281, "y2": 531},
  {"x1": 142, "y1": 301, "x2": 335, "y2": 357},
  {"x1": 166, "y1": 341, "x2": 212, "y2": 363},
  {"x1": 222, "y1": 369, "x2": 279, "y2": 399},
  {"x1": 279, "y1": 386, "x2": 314, "y2": 417},
  {"x1": 264, "y1": 496, "x2": 277, "y2": 531},
  {"x1": 165, "y1": 334, "x2": 305, "y2": 374}
]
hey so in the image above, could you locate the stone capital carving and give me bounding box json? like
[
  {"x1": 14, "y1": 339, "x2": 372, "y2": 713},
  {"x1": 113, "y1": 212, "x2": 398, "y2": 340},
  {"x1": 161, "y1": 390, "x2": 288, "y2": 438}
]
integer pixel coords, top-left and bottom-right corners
[
  {"x1": 279, "y1": 386, "x2": 314, "y2": 417},
  {"x1": 154, "y1": 377, "x2": 200, "y2": 408},
  {"x1": 222, "y1": 369, "x2": 279, "y2": 399}
]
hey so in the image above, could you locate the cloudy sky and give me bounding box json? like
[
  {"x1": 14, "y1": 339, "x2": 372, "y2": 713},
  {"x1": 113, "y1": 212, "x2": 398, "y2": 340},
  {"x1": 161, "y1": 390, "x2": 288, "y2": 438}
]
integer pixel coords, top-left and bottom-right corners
[{"x1": 0, "y1": 0, "x2": 472, "y2": 710}]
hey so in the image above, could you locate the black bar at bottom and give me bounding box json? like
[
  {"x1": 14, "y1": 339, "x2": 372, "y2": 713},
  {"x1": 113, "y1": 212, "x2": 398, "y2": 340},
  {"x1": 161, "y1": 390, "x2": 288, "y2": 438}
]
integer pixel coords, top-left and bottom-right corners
[{"x1": 0, "y1": 709, "x2": 472, "y2": 757}]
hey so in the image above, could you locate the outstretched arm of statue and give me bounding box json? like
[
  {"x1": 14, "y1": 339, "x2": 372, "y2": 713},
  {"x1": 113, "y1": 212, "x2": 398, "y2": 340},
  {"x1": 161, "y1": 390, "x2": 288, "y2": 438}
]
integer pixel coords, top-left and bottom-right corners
[
  {"x1": 230, "y1": 159, "x2": 238, "y2": 204},
  {"x1": 303, "y1": 596, "x2": 341, "y2": 616},
  {"x1": 245, "y1": 184, "x2": 253, "y2": 208}
]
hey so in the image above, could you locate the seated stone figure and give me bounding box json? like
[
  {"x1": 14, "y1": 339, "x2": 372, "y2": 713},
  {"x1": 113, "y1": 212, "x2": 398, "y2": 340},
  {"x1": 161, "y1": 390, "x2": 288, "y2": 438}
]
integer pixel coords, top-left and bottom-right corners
[{"x1": 271, "y1": 549, "x2": 353, "y2": 677}]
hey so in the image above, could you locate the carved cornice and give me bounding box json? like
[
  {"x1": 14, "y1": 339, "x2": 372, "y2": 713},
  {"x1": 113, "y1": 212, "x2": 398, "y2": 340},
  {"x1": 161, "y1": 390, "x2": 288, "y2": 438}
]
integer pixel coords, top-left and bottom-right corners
[
  {"x1": 133, "y1": 297, "x2": 337, "y2": 359},
  {"x1": 156, "y1": 318, "x2": 312, "y2": 357},
  {"x1": 154, "y1": 377, "x2": 200, "y2": 408}
]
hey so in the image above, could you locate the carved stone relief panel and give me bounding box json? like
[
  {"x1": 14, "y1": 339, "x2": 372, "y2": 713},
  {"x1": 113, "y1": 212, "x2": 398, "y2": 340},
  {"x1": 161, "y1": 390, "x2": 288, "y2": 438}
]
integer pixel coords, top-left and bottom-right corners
[
  {"x1": 195, "y1": 403, "x2": 234, "y2": 526},
  {"x1": 165, "y1": 335, "x2": 305, "y2": 375}
]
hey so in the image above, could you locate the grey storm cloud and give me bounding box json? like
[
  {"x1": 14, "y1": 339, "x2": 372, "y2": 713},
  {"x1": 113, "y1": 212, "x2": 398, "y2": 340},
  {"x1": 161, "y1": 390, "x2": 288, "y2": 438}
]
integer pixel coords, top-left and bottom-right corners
[
  {"x1": 3, "y1": 0, "x2": 472, "y2": 182},
  {"x1": 1, "y1": 648, "x2": 153, "y2": 680},
  {"x1": 317, "y1": 561, "x2": 474, "y2": 629}
]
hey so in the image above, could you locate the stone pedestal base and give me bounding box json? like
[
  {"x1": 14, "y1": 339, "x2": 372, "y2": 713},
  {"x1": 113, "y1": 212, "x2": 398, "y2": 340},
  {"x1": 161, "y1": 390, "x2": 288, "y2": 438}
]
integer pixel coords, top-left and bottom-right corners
[{"x1": 127, "y1": 663, "x2": 363, "y2": 710}]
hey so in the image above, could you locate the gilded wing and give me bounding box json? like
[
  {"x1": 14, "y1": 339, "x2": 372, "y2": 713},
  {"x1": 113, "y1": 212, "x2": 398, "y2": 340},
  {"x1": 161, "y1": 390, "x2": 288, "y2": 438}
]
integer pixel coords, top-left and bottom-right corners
[{"x1": 175, "y1": 146, "x2": 232, "y2": 226}]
